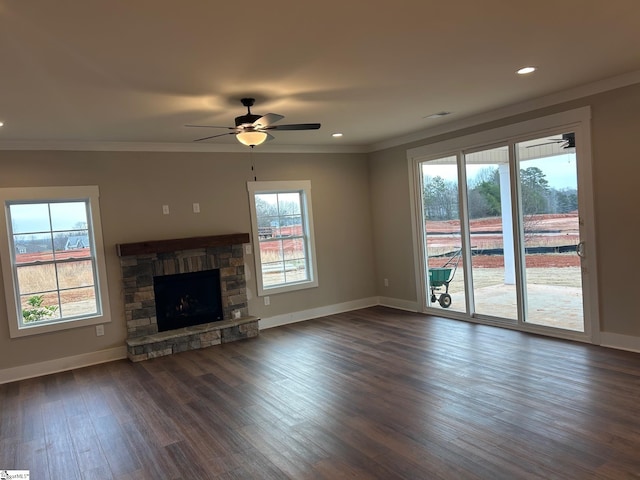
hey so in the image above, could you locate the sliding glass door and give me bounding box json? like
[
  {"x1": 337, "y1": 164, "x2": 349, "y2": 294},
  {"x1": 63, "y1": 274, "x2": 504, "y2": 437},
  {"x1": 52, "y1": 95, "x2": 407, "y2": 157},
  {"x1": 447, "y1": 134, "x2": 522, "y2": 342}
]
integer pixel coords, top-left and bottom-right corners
[
  {"x1": 516, "y1": 133, "x2": 584, "y2": 331},
  {"x1": 421, "y1": 156, "x2": 466, "y2": 313},
  {"x1": 465, "y1": 146, "x2": 518, "y2": 320},
  {"x1": 417, "y1": 122, "x2": 592, "y2": 337}
]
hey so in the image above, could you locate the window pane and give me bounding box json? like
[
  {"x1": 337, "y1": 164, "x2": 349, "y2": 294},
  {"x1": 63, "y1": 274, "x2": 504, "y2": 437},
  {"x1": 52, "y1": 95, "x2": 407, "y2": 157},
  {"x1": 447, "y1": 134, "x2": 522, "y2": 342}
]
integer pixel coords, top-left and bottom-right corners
[
  {"x1": 57, "y1": 230, "x2": 91, "y2": 258},
  {"x1": 262, "y1": 261, "x2": 286, "y2": 287},
  {"x1": 284, "y1": 238, "x2": 308, "y2": 281},
  {"x1": 16, "y1": 264, "x2": 57, "y2": 294},
  {"x1": 278, "y1": 192, "x2": 301, "y2": 215},
  {"x1": 260, "y1": 239, "x2": 283, "y2": 263},
  {"x1": 466, "y1": 146, "x2": 518, "y2": 320},
  {"x1": 50, "y1": 202, "x2": 88, "y2": 231},
  {"x1": 422, "y1": 156, "x2": 467, "y2": 312},
  {"x1": 516, "y1": 134, "x2": 584, "y2": 331},
  {"x1": 57, "y1": 260, "x2": 95, "y2": 289},
  {"x1": 20, "y1": 292, "x2": 61, "y2": 324},
  {"x1": 283, "y1": 238, "x2": 306, "y2": 262},
  {"x1": 279, "y1": 216, "x2": 302, "y2": 237},
  {"x1": 9, "y1": 203, "x2": 51, "y2": 234},
  {"x1": 256, "y1": 193, "x2": 277, "y2": 204},
  {"x1": 255, "y1": 194, "x2": 278, "y2": 224},
  {"x1": 284, "y1": 264, "x2": 308, "y2": 283},
  {"x1": 13, "y1": 233, "x2": 54, "y2": 263},
  {"x1": 59, "y1": 287, "x2": 98, "y2": 317}
]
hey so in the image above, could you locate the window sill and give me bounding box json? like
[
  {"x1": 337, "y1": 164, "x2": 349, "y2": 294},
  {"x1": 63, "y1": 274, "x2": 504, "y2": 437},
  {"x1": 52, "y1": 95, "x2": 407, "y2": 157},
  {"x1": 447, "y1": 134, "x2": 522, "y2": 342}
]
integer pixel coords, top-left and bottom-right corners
[{"x1": 258, "y1": 279, "x2": 319, "y2": 297}]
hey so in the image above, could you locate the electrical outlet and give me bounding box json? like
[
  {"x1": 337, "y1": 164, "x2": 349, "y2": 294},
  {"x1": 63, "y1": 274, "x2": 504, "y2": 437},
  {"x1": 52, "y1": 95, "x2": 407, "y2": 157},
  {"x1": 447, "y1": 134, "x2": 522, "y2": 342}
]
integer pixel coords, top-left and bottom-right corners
[
  {"x1": 162, "y1": 205, "x2": 170, "y2": 215},
  {"x1": 96, "y1": 324, "x2": 105, "y2": 336},
  {"x1": 245, "y1": 244, "x2": 252, "y2": 255},
  {"x1": 193, "y1": 203, "x2": 200, "y2": 213},
  {"x1": 264, "y1": 296, "x2": 270, "y2": 306},
  {"x1": 384, "y1": 278, "x2": 389, "y2": 287}
]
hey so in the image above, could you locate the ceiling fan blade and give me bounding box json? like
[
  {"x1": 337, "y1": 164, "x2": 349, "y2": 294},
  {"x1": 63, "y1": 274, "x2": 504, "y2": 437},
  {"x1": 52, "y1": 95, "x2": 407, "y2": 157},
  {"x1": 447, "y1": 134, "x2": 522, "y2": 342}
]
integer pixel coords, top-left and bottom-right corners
[
  {"x1": 526, "y1": 138, "x2": 563, "y2": 148},
  {"x1": 253, "y1": 113, "x2": 284, "y2": 129},
  {"x1": 193, "y1": 131, "x2": 236, "y2": 142},
  {"x1": 185, "y1": 124, "x2": 236, "y2": 129},
  {"x1": 266, "y1": 123, "x2": 321, "y2": 131}
]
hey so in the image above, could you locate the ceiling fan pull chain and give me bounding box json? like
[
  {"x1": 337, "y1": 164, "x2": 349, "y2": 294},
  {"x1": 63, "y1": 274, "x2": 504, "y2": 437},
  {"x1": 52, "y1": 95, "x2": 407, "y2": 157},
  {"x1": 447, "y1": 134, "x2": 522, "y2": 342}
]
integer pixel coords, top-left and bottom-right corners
[{"x1": 250, "y1": 146, "x2": 257, "y2": 181}]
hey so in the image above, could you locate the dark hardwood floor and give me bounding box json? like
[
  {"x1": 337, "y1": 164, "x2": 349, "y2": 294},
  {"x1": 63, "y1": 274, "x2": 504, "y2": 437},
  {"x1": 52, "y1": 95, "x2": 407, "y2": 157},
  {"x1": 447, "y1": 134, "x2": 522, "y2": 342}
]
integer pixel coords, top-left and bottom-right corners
[{"x1": 2, "y1": 306, "x2": 640, "y2": 479}]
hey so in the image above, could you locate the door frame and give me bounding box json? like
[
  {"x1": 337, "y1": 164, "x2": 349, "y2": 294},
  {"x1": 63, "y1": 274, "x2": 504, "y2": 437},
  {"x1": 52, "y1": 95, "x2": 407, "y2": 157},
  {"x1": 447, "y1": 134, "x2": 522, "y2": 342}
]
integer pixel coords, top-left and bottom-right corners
[{"x1": 407, "y1": 107, "x2": 599, "y2": 344}]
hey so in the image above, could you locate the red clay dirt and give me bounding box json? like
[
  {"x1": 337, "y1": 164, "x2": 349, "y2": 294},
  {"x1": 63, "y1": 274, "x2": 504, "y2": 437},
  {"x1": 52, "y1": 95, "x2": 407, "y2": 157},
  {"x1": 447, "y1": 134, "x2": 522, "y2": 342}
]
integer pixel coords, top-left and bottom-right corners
[{"x1": 426, "y1": 213, "x2": 580, "y2": 268}]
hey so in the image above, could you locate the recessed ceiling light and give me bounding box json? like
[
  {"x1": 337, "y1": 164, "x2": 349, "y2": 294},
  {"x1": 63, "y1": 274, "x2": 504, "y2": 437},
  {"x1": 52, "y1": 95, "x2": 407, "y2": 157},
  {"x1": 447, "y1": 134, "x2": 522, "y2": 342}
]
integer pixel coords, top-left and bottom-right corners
[
  {"x1": 517, "y1": 66, "x2": 537, "y2": 75},
  {"x1": 0, "y1": 121, "x2": 4, "y2": 127},
  {"x1": 332, "y1": 133, "x2": 343, "y2": 137}
]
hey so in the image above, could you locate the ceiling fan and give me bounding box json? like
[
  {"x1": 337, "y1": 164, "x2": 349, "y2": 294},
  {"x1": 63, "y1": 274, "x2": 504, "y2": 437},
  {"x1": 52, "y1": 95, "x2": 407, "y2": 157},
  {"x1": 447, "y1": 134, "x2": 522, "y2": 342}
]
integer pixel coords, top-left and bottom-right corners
[
  {"x1": 185, "y1": 98, "x2": 321, "y2": 147},
  {"x1": 527, "y1": 132, "x2": 575, "y2": 149}
]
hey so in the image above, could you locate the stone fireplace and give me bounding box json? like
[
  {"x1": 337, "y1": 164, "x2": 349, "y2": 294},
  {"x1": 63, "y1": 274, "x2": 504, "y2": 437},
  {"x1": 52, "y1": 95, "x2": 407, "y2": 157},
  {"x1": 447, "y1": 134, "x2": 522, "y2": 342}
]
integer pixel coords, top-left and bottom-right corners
[{"x1": 117, "y1": 234, "x2": 259, "y2": 361}]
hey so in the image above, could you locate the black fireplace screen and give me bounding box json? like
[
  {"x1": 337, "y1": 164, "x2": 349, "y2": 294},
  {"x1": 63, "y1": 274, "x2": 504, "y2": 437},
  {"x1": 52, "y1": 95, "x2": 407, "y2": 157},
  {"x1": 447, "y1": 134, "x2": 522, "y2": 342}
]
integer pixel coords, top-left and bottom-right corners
[{"x1": 153, "y1": 269, "x2": 223, "y2": 332}]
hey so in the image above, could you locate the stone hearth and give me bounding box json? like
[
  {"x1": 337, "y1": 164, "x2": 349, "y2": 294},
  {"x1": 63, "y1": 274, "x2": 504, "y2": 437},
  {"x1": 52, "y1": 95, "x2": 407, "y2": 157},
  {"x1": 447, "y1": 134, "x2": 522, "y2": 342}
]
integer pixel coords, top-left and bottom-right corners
[{"x1": 117, "y1": 234, "x2": 259, "y2": 361}]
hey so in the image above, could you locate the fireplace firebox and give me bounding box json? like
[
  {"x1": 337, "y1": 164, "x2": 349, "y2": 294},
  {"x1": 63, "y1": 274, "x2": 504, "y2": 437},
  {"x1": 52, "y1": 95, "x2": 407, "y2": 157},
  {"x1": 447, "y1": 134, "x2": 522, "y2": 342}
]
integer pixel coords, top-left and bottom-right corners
[{"x1": 153, "y1": 269, "x2": 223, "y2": 332}]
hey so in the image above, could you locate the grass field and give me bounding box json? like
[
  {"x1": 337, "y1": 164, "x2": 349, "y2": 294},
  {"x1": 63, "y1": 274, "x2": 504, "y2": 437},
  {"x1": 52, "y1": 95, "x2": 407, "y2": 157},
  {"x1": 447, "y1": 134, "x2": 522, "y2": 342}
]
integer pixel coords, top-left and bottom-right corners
[{"x1": 15, "y1": 251, "x2": 97, "y2": 320}]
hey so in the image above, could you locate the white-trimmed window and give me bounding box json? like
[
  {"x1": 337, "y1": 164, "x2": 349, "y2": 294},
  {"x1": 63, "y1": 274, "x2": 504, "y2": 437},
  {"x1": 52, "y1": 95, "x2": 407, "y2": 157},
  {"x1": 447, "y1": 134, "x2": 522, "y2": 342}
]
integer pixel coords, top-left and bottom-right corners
[
  {"x1": 248, "y1": 181, "x2": 318, "y2": 296},
  {"x1": 0, "y1": 186, "x2": 111, "y2": 338}
]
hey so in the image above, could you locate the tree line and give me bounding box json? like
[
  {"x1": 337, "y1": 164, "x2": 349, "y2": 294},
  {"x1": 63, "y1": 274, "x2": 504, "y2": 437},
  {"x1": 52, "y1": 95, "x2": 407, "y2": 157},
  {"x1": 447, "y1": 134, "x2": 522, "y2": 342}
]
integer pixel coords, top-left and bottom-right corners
[{"x1": 423, "y1": 166, "x2": 578, "y2": 221}]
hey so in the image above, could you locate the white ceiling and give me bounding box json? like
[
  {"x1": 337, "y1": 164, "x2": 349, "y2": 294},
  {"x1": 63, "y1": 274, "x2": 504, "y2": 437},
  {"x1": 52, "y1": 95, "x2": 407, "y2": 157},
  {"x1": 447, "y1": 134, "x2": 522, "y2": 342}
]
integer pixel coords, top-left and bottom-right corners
[{"x1": 1, "y1": 0, "x2": 639, "y2": 151}]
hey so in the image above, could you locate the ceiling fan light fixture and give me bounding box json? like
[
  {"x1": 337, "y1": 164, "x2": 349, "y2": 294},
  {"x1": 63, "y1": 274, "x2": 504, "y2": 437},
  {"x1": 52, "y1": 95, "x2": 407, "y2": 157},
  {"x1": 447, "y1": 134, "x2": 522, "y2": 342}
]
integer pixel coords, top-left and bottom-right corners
[
  {"x1": 236, "y1": 130, "x2": 268, "y2": 147},
  {"x1": 187, "y1": 98, "x2": 320, "y2": 144}
]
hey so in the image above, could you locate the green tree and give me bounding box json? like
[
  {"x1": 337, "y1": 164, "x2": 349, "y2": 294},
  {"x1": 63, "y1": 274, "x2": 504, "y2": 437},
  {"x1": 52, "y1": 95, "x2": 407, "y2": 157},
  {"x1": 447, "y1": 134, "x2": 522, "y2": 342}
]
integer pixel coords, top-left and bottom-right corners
[
  {"x1": 468, "y1": 167, "x2": 500, "y2": 219},
  {"x1": 520, "y1": 166, "x2": 550, "y2": 215},
  {"x1": 423, "y1": 176, "x2": 458, "y2": 220},
  {"x1": 254, "y1": 197, "x2": 278, "y2": 228},
  {"x1": 554, "y1": 188, "x2": 578, "y2": 213},
  {"x1": 22, "y1": 295, "x2": 59, "y2": 323},
  {"x1": 475, "y1": 181, "x2": 501, "y2": 216}
]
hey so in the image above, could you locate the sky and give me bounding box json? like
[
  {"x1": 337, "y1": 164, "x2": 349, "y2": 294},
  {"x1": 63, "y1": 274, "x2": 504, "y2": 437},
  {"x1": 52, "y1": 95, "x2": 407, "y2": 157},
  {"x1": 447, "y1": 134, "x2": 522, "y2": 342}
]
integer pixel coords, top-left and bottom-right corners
[
  {"x1": 423, "y1": 153, "x2": 578, "y2": 190},
  {"x1": 9, "y1": 201, "x2": 88, "y2": 235}
]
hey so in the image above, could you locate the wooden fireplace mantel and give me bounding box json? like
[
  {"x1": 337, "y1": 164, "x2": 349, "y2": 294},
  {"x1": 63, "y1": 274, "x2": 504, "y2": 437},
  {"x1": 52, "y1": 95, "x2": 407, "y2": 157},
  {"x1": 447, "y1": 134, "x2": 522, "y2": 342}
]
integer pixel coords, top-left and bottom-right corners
[{"x1": 116, "y1": 233, "x2": 250, "y2": 257}]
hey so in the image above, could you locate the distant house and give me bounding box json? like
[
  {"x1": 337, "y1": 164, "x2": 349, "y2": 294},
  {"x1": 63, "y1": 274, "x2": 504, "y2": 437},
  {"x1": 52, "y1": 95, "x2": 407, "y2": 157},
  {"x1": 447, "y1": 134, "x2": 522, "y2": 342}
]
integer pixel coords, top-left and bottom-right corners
[
  {"x1": 14, "y1": 242, "x2": 48, "y2": 254},
  {"x1": 65, "y1": 235, "x2": 90, "y2": 250}
]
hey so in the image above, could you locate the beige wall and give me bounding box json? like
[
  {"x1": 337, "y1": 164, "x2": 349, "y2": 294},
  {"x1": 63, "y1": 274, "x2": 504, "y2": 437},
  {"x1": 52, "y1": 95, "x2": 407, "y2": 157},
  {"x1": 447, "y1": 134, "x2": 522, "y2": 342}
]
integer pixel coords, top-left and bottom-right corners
[
  {"x1": 2, "y1": 83, "x2": 639, "y2": 375},
  {"x1": 369, "y1": 83, "x2": 640, "y2": 338},
  {"x1": 0, "y1": 150, "x2": 375, "y2": 370}
]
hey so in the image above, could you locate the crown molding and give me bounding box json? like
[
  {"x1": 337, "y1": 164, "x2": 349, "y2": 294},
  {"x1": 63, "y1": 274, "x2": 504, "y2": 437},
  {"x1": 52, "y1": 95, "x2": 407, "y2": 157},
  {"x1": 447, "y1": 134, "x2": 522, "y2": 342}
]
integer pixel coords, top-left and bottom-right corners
[
  {"x1": 369, "y1": 69, "x2": 640, "y2": 152},
  {"x1": 0, "y1": 140, "x2": 368, "y2": 155}
]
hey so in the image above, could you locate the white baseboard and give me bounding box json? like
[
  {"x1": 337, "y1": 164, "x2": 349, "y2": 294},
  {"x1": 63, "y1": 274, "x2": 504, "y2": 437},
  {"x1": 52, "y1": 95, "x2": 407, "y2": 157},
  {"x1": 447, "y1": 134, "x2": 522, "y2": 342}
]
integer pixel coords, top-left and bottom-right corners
[
  {"x1": 377, "y1": 296, "x2": 419, "y2": 312},
  {"x1": 259, "y1": 297, "x2": 379, "y2": 330},
  {"x1": 0, "y1": 346, "x2": 127, "y2": 385},
  {"x1": 599, "y1": 332, "x2": 640, "y2": 353},
  {"x1": 0, "y1": 297, "x2": 383, "y2": 384}
]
